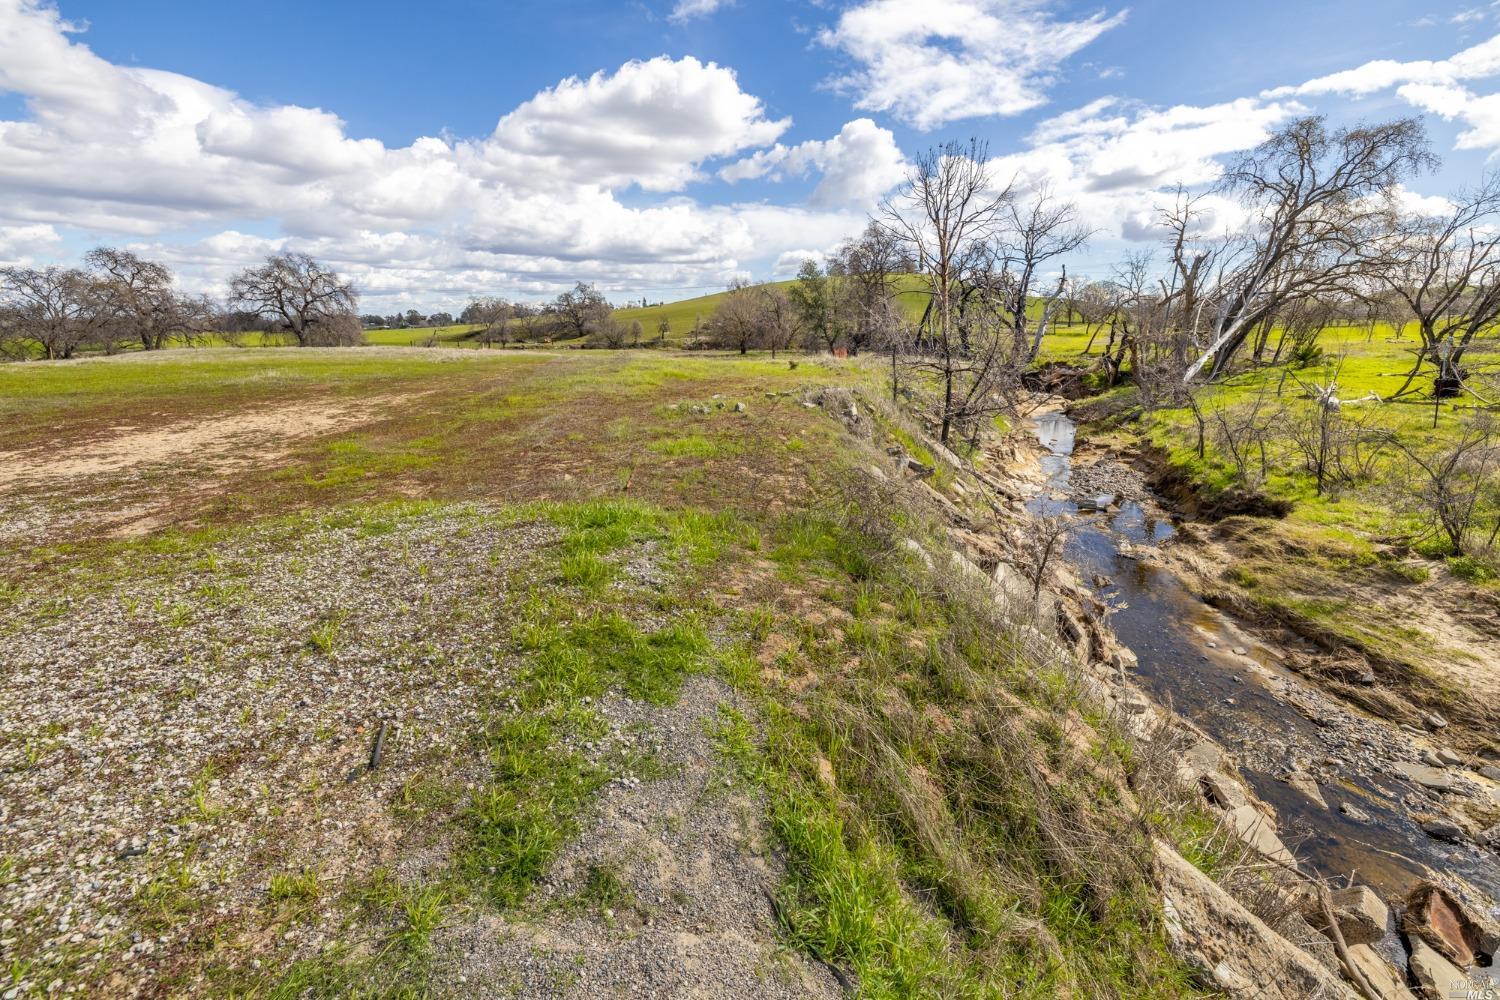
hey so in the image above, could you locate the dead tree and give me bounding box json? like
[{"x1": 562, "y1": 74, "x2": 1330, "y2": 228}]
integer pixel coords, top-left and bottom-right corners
[
  {"x1": 996, "y1": 186, "x2": 1091, "y2": 361},
  {"x1": 0, "y1": 266, "x2": 101, "y2": 360},
  {"x1": 1184, "y1": 117, "x2": 1434, "y2": 382},
  {"x1": 880, "y1": 139, "x2": 1010, "y2": 444},
  {"x1": 84, "y1": 247, "x2": 199, "y2": 351},
  {"x1": 1388, "y1": 414, "x2": 1500, "y2": 556},
  {"x1": 1380, "y1": 172, "x2": 1500, "y2": 400}
]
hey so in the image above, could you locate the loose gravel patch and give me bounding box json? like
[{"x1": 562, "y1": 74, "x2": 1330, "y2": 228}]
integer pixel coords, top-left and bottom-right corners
[{"x1": 0, "y1": 504, "x2": 553, "y2": 996}]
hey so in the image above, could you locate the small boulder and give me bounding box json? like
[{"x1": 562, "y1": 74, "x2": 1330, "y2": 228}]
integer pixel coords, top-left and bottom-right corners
[
  {"x1": 1404, "y1": 881, "x2": 1482, "y2": 968},
  {"x1": 1421, "y1": 817, "x2": 1467, "y2": 843},
  {"x1": 1223, "y1": 804, "x2": 1296, "y2": 866},
  {"x1": 1435, "y1": 748, "x2": 1462, "y2": 766},
  {"x1": 905, "y1": 457, "x2": 935, "y2": 479},
  {"x1": 1297, "y1": 884, "x2": 1388, "y2": 946},
  {"x1": 1408, "y1": 936, "x2": 1467, "y2": 999},
  {"x1": 1478, "y1": 764, "x2": 1500, "y2": 782},
  {"x1": 1154, "y1": 843, "x2": 1360, "y2": 1000},
  {"x1": 1325, "y1": 885, "x2": 1389, "y2": 946},
  {"x1": 1284, "y1": 771, "x2": 1328, "y2": 810},
  {"x1": 1422, "y1": 711, "x2": 1450, "y2": 731},
  {"x1": 1345, "y1": 944, "x2": 1417, "y2": 1000},
  {"x1": 1338, "y1": 801, "x2": 1373, "y2": 823},
  {"x1": 1395, "y1": 762, "x2": 1455, "y2": 792}
]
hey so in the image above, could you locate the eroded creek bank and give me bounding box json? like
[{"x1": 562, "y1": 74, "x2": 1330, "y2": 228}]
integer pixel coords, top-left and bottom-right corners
[
  {"x1": 807, "y1": 382, "x2": 1496, "y2": 995},
  {"x1": 1019, "y1": 407, "x2": 1500, "y2": 979}
]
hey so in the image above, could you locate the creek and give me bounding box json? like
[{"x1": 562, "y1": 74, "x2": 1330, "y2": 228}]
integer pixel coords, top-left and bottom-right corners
[{"x1": 1028, "y1": 410, "x2": 1500, "y2": 912}]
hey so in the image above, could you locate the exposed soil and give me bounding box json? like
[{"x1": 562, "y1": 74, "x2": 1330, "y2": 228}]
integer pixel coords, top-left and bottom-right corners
[{"x1": 0, "y1": 394, "x2": 421, "y2": 491}]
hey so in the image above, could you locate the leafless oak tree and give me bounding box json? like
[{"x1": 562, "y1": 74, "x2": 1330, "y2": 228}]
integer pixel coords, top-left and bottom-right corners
[
  {"x1": 228, "y1": 253, "x2": 361, "y2": 347},
  {"x1": 880, "y1": 140, "x2": 1012, "y2": 443},
  {"x1": 1184, "y1": 117, "x2": 1434, "y2": 382},
  {"x1": 84, "y1": 247, "x2": 199, "y2": 351},
  {"x1": 0, "y1": 266, "x2": 100, "y2": 359},
  {"x1": 708, "y1": 281, "x2": 766, "y2": 355},
  {"x1": 1380, "y1": 172, "x2": 1500, "y2": 399},
  {"x1": 997, "y1": 186, "x2": 1092, "y2": 361}
]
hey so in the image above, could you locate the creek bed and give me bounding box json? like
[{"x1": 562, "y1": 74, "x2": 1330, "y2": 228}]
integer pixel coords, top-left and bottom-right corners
[{"x1": 1029, "y1": 411, "x2": 1500, "y2": 910}]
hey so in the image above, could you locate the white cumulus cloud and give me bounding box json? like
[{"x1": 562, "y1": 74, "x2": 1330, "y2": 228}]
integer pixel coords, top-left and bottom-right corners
[
  {"x1": 669, "y1": 0, "x2": 731, "y2": 23},
  {"x1": 816, "y1": 0, "x2": 1127, "y2": 130},
  {"x1": 0, "y1": 223, "x2": 62, "y2": 266},
  {"x1": 0, "y1": 0, "x2": 860, "y2": 306},
  {"x1": 719, "y1": 118, "x2": 907, "y2": 206},
  {"x1": 988, "y1": 95, "x2": 1302, "y2": 243},
  {"x1": 1263, "y1": 31, "x2": 1500, "y2": 153}
]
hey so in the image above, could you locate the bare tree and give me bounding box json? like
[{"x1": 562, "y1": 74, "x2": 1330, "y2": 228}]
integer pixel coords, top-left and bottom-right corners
[
  {"x1": 831, "y1": 221, "x2": 908, "y2": 355},
  {"x1": 996, "y1": 186, "x2": 1092, "y2": 361},
  {"x1": 1380, "y1": 172, "x2": 1500, "y2": 399},
  {"x1": 880, "y1": 139, "x2": 1011, "y2": 443},
  {"x1": 1016, "y1": 514, "x2": 1074, "y2": 611},
  {"x1": 83, "y1": 247, "x2": 203, "y2": 351},
  {"x1": 1388, "y1": 414, "x2": 1500, "y2": 556},
  {"x1": 465, "y1": 297, "x2": 513, "y2": 347},
  {"x1": 757, "y1": 283, "x2": 800, "y2": 358},
  {"x1": 708, "y1": 281, "x2": 766, "y2": 355},
  {"x1": 228, "y1": 253, "x2": 361, "y2": 347},
  {"x1": 0, "y1": 266, "x2": 101, "y2": 360},
  {"x1": 1283, "y1": 362, "x2": 1392, "y2": 496},
  {"x1": 1074, "y1": 280, "x2": 1123, "y2": 356},
  {"x1": 1184, "y1": 117, "x2": 1434, "y2": 381},
  {"x1": 1204, "y1": 384, "x2": 1281, "y2": 489},
  {"x1": 588, "y1": 313, "x2": 629, "y2": 349}
]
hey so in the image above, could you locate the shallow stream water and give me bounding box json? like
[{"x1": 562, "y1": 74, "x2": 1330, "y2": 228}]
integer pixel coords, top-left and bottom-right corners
[{"x1": 1028, "y1": 411, "x2": 1500, "y2": 911}]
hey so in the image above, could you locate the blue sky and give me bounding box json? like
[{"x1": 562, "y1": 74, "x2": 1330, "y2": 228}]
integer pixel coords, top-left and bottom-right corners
[{"x1": 1, "y1": 0, "x2": 1498, "y2": 310}]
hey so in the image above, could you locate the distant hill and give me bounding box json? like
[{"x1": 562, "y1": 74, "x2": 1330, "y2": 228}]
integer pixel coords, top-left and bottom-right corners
[{"x1": 611, "y1": 275, "x2": 934, "y2": 343}]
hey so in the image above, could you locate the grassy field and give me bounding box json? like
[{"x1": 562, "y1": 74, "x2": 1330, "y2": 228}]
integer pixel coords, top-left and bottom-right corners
[{"x1": 0, "y1": 348, "x2": 1225, "y2": 998}]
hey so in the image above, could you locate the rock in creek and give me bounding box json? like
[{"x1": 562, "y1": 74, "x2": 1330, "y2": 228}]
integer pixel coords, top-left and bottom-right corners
[
  {"x1": 1222, "y1": 804, "x2": 1296, "y2": 866},
  {"x1": 1420, "y1": 817, "x2": 1467, "y2": 843},
  {"x1": 1395, "y1": 761, "x2": 1455, "y2": 792},
  {"x1": 1328, "y1": 886, "x2": 1390, "y2": 946},
  {"x1": 1402, "y1": 881, "x2": 1496, "y2": 969},
  {"x1": 1409, "y1": 936, "x2": 1468, "y2": 999},
  {"x1": 1283, "y1": 771, "x2": 1327, "y2": 809}
]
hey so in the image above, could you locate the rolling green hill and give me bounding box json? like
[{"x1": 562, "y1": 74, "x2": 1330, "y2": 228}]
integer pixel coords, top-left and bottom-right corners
[{"x1": 611, "y1": 275, "x2": 935, "y2": 344}]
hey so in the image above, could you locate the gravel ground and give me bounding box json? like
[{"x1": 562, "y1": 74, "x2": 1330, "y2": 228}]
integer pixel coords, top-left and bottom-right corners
[
  {"x1": 1, "y1": 501, "x2": 844, "y2": 999},
  {"x1": 0, "y1": 505, "x2": 552, "y2": 996},
  {"x1": 431, "y1": 675, "x2": 844, "y2": 1000},
  {"x1": 1068, "y1": 457, "x2": 1153, "y2": 505}
]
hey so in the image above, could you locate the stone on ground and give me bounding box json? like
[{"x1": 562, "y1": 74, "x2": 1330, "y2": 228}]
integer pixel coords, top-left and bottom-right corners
[{"x1": 1155, "y1": 842, "x2": 1359, "y2": 1000}]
